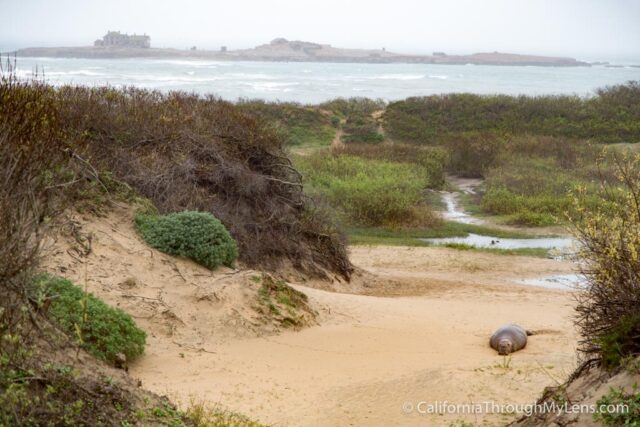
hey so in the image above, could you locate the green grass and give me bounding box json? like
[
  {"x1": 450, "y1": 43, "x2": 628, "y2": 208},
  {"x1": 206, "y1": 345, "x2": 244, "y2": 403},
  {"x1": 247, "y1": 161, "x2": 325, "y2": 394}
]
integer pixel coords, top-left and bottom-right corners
[
  {"x1": 297, "y1": 154, "x2": 436, "y2": 227},
  {"x1": 288, "y1": 124, "x2": 335, "y2": 148}
]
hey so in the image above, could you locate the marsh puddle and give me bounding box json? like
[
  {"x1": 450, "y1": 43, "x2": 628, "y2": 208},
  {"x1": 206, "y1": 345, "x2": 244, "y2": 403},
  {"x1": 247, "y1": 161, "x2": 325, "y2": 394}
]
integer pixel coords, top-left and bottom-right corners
[
  {"x1": 421, "y1": 233, "x2": 576, "y2": 250},
  {"x1": 517, "y1": 274, "x2": 585, "y2": 290}
]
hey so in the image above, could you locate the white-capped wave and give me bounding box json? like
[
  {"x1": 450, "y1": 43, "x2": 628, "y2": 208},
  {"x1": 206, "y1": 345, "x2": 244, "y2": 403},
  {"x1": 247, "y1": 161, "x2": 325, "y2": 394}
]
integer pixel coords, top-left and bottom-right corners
[
  {"x1": 143, "y1": 75, "x2": 223, "y2": 83},
  {"x1": 368, "y1": 74, "x2": 426, "y2": 80},
  {"x1": 243, "y1": 81, "x2": 300, "y2": 92},
  {"x1": 153, "y1": 59, "x2": 223, "y2": 68},
  {"x1": 428, "y1": 74, "x2": 448, "y2": 80}
]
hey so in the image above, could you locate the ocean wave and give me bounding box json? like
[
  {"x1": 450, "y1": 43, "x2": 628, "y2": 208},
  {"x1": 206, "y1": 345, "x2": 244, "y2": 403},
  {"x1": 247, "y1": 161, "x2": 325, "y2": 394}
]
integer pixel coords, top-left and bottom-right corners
[
  {"x1": 46, "y1": 70, "x2": 105, "y2": 77},
  {"x1": 125, "y1": 74, "x2": 225, "y2": 83},
  {"x1": 428, "y1": 74, "x2": 448, "y2": 80},
  {"x1": 153, "y1": 59, "x2": 225, "y2": 68},
  {"x1": 367, "y1": 74, "x2": 425, "y2": 80},
  {"x1": 228, "y1": 73, "x2": 274, "y2": 80},
  {"x1": 243, "y1": 81, "x2": 301, "y2": 92}
]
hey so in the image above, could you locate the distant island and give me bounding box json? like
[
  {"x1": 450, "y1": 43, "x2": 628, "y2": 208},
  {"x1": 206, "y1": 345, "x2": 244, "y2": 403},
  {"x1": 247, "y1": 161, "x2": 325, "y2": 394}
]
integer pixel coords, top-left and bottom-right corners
[{"x1": 10, "y1": 32, "x2": 589, "y2": 67}]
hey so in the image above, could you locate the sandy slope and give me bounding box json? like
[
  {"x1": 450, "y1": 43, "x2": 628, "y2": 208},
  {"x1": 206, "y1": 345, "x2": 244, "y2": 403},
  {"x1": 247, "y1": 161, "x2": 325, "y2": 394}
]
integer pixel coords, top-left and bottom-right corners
[{"x1": 44, "y1": 207, "x2": 579, "y2": 426}]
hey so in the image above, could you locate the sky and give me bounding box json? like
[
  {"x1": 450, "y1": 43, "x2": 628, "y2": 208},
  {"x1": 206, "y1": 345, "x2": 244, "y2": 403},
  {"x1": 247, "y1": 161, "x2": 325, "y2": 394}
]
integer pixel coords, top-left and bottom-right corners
[{"x1": 2, "y1": 0, "x2": 639, "y2": 60}]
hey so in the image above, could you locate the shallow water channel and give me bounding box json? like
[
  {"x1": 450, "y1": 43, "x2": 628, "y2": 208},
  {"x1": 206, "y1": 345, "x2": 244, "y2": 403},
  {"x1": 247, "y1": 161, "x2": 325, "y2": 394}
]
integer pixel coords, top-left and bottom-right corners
[{"x1": 431, "y1": 181, "x2": 583, "y2": 290}]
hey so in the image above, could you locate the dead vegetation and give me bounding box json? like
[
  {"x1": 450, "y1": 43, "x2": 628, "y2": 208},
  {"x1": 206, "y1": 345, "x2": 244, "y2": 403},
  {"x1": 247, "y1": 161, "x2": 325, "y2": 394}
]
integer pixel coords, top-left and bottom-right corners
[
  {"x1": 50, "y1": 85, "x2": 352, "y2": 280},
  {"x1": 0, "y1": 68, "x2": 193, "y2": 426}
]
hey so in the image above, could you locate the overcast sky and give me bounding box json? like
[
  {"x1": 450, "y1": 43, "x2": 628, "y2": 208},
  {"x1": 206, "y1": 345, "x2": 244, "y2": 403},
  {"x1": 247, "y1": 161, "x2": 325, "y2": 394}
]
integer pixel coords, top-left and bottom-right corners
[{"x1": 2, "y1": 0, "x2": 639, "y2": 59}]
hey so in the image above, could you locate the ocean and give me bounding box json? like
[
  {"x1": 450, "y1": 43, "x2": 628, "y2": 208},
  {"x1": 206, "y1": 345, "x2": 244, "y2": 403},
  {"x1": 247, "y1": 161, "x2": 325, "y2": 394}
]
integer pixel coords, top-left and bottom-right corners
[{"x1": 7, "y1": 56, "x2": 640, "y2": 103}]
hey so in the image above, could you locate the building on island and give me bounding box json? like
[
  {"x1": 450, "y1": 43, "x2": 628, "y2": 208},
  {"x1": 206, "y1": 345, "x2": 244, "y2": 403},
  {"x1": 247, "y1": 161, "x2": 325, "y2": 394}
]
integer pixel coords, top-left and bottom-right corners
[{"x1": 94, "y1": 31, "x2": 150, "y2": 48}]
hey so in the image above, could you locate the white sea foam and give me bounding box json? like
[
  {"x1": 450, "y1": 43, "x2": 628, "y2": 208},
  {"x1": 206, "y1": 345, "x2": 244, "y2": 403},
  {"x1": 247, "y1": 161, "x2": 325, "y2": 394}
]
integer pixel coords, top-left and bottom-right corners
[
  {"x1": 368, "y1": 74, "x2": 426, "y2": 80},
  {"x1": 428, "y1": 74, "x2": 448, "y2": 80},
  {"x1": 242, "y1": 81, "x2": 301, "y2": 92},
  {"x1": 127, "y1": 73, "x2": 228, "y2": 82},
  {"x1": 153, "y1": 59, "x2": 225, "y2": 68},
  {"x1": 46, "y1": 70, "x2": 104, "y2": 77}
]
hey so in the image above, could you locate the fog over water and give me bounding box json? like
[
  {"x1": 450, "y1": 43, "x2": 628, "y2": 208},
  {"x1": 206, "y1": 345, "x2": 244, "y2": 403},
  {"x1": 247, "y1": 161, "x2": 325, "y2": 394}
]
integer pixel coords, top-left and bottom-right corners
[
  {"x1": 2, "y1": 0, "x2": 640, "y2": 59},
  {"x1": 2, "y1": 0, "x2": 639, "y2": 102}
]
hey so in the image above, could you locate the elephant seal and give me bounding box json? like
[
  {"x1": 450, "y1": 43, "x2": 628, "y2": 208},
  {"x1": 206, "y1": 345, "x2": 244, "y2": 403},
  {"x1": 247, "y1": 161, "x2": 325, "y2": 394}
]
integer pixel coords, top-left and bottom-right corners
[{"x1": 490, "y1": 324, "x2": 530, "y2": 355}]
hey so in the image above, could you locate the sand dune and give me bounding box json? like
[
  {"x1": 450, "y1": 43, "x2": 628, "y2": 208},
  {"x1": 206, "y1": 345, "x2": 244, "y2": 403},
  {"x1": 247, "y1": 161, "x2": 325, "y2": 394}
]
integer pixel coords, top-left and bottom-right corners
[{"x1": 45, "y1": 206, "x2": 578, "y2": 426}]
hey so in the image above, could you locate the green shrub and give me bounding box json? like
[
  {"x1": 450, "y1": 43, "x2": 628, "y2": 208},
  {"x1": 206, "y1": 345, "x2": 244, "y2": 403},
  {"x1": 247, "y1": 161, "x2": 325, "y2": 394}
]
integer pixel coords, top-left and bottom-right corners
[
  {"x1": 506, "y1": 211, "x2": 557, "y2": 227},
  {"x1": 570, "y1": 153, "x2": 640, "y2": 366},
  {"x1": 319, "y1": 97, "x2": 386, "y2": 117},
  {"x1": 595, "y1": 385, "x2": 640, "y2": 426},
  {"x1": 384, "y1": 83, "x2": 640, "y2": 144},
  {"x1": 33, "y1": 275, "x2": 146, "y2": 365},
  {"x1": 136, "y1": 211, "x2": 238, "y2": 270},
  {"x1": 599, "y1": 315, "x2": 640, "y2": 369},
  {"x1": 442, "y1": 132, "x2": 506, "y2": 178},
  {"x1": 342, "y1": 128, "x2": 384, "y2": 144}
]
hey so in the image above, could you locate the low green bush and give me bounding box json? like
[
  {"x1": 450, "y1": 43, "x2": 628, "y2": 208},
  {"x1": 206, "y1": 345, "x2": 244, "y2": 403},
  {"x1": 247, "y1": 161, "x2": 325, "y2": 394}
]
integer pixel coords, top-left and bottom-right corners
[
  {"x1": 599, "y1": 314, "x2": 640, "y2": 369},
  {"x1": 595, "y1": 385, "x2": 640, "y2": 426},
  {"x1": 135, "y1": 211, "x2": 238, "y2": 270},
  {"x1": 505, "y1": 211, "x2": 558, "y2": 227},
  {"x1": 288, "y1": 125, "x2": 335, "y2": 147},
  {"x1": 33, "y1": 275, "x2": 146, "y2": 365},
  {"x1": 442, "y1": 132, "x2": 506, "y2": 178},
  {"x1": 342, "y1": 128, "x2": 384, "y2": 144},
  {"x1": 319, "y1": 97, "x2": 386, "y2": 117},
  {"x1": 384, "y1": 83, "x2": 640, "y2": 144}
]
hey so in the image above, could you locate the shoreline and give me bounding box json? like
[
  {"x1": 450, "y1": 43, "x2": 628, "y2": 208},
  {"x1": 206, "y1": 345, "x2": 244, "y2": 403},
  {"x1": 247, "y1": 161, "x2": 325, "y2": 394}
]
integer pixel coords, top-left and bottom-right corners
[{"x1": 8, "y1": 46, "x2": 591, "y2": 67}]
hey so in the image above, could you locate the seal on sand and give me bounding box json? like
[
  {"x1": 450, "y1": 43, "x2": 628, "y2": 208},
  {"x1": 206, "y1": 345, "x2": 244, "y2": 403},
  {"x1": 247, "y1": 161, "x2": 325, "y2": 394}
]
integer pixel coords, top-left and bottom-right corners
[{"x1": 490, "y1": 324, "x2": 530, "y2": 355}]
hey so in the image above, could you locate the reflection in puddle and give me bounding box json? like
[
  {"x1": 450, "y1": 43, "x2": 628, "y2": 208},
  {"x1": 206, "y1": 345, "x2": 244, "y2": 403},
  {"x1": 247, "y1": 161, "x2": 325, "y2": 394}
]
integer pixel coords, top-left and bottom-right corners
[{"x1": 517, "y1": 274, "x2": 585, "y2": 290}]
